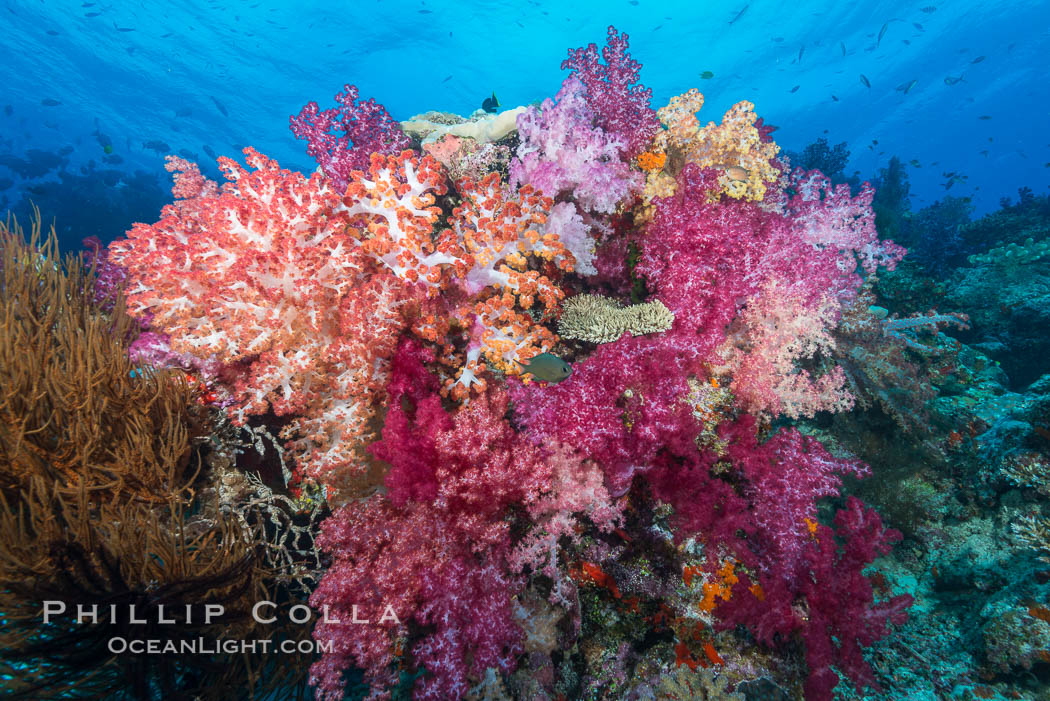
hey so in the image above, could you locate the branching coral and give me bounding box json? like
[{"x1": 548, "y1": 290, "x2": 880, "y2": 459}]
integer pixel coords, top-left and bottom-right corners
[
  {"x1": 561, "y1": 25, "x2": 659, "y2": 162},
  {"x1": 557, "y1": 293, "x2": 674, "y2": 344},
  {"x1": 717, "y1": 280, "x2": 854, "y2": 419},
  {"x1": 87, "y1": 26, "x2": 920, "y2": 701},
  {"x1": 311, "y1": 380, "x2": 555, "y2": 699},
  {"x1": 510, "y1": 75, "x2": 643, "y2": 216}
]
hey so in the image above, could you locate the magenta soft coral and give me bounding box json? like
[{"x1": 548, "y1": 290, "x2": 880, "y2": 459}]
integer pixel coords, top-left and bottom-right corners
[
  {"x1": 290, "y1": 83, "x2": 411, "y2": 192},
  {"x1": 510, "y1": 331, "x2": 706, "y2": 495},
  {"x1": 561, "y1": 25, "x2": 659, "y2": 161},
  {"x1": 638, "y1": 163, "x2": 845, "y2": 357}
]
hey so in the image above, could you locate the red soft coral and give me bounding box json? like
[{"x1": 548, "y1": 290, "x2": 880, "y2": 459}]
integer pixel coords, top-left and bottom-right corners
[{"x1": 312, "y1": 348, "x2": 559, "y2": 699}]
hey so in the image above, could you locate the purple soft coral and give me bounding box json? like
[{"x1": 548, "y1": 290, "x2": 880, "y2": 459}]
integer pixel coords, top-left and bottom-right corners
[
  {"x1": 290, "y1": 84, "x2": 411, "y2": 192},
  {"x1": 510, "y1": 75, "x2": 642, "y2": 215},
  {"x1": 561, "y1": 26, "x2": 660, "y2": 161}
]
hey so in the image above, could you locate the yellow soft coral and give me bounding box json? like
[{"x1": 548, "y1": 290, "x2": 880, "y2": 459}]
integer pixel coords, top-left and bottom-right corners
[{"x1": 645, "y1": 89, "x2": 781, "y2": 203}]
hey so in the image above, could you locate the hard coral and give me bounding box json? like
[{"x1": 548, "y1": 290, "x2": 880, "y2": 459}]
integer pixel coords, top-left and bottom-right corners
[{"x1": 558, "y1": 293, "x2": 674, "y2": 344}]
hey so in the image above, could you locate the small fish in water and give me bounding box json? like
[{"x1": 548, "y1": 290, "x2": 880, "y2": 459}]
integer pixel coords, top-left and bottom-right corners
[
  {"x1": 699, "y1": 70, "x2": 714, "y2": 79},
  {"x1": 877, "y1": 22, "x2": 888, "y2": 47},
  {"x1": 441, "y1": 75, "x2": 452, "y2": 83},
  {"x1": 772, "y1": 36, "x2": 784, "y2": 43},
  {"x1": 418, "y1": 9, "x2": 432, "y2": 14},
  {"x1": 944, "y1": 75, "x2": 964, "y2": 86},
  {"x1": 142, "y1": 139, "x2": 171, "y2": 154},
  {"x1": 203, "y1": 144, "x2": 218, "y2": 160},
  {"x1": 3, "y1": 105, "x2": 11, "y2": 116},
  {"x1": 46, "y1": 29, "x2": 59, "y2": 36},
  {"x1": 210, "y1": 96, "x2": 228, "y2": 117},
  {"x1": 896, "y1": 79, "x2": 918, "y2": 94},
  {"x1": 980, "y1": 150, "x2": 989, "y2": 157},
  {"x1": 789, "y1": 85, "x2": 800, "y2": 93},
  {"x1": 520, "y1": 353, "x2": 572, "y2": 383},
  {"x1": 860, "y1": 74, "x2": 871, "y2": 88},
  {"x1": 85, "y1": 11, "x2": 101, "y2": 17},
  {"x1": 174, "y1": 106, "x2": 193, "y2": 117},
  {"x1": 831, "y1": 95, "x2": 839, "y2": 101},
  {"x1": 910, "y1": 159, "x2": 921, "y2": 167},
  {"x1": 797, "y1": 45, "x2": 804, "y2": 62},
  {"x1": 972, "y1": 55, "x2": 986, "y2": 63},
  {"x1": 41, "y1": 98, "x2": 61, "y2": 106},
  {"x1": 920, "y1": 5, "x2": 936, "y2": 12},
  {"x1": 840, "y1": 41, "x2": 846, "y2": 56},
  {"x1": 103, "y1": 144, "x2": 113, "y2": 154},
  {"x1": 978, "y1": 115, "x2": 992, "y2": 120},
  {"x1": 481, "y1": 91, "x2": 499, "y2": 113},
  {"x1": 728, "y1": 4, "x2": 748, "y2": 24},
  {"x1": 913, "y1": 22, "x2": 924, "y2": 31},
  {"x1": 868, "y1": 305, "x2": 889, "y2": 319}
]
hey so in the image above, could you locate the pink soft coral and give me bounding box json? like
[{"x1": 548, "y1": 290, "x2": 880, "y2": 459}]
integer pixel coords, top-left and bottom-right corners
[
  {"x1": 108, "y1": 148, "x2": 413, "y2": 501},
  {"x1": 510, "y1": 331, "x2": 705, "y2": 495},
  {"x1": 510, "y1": 75, "x2": 642, "y2": 215}
]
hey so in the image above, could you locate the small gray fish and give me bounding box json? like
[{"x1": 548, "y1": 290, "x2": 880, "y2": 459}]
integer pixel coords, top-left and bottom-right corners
[
  {"x1": 944, "y1": 75, "x2": 964, "y2": 85},
  {"x1": 860, "y1": 74, "x2": 871, "y2": 88},
  {"x1": 840, "y1": 41, "x2": 846, "y2": 56},
  {"x1": 877, "y1": 22, "x2": 888, "y2": 47},
  {"x1": 789, "y1": 85, "x2": 800, "y2": 93},
  {"x1": 895, "y1": 79, "x2": 918, "y2": 94},
  {"x1": 210, "y1": 96, "x2": 228, "y2": 117},
  {"x1": 729, "y1": 4, "x2": 748, "y2": 24},
  {"x1": 519, "y1": 353, "x2": 572, "y2": 383},
  {"x1": 41, "y1": 98, "x2": 61, "y2": 106}
]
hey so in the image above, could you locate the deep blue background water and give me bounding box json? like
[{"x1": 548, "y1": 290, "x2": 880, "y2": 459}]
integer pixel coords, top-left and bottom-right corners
[{"x1": 1, "y1": 0, "x2": 1048, "y2": 251}]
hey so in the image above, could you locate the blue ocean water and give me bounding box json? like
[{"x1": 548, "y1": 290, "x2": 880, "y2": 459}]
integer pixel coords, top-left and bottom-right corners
[{"x1": 1, "y1": 0, "x2": 1048, "y2": 252}]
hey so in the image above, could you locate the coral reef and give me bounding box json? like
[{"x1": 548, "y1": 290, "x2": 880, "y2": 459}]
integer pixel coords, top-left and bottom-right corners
[{"x1": 22, "y1": 23, "x2": 1030, "y2": 701}]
